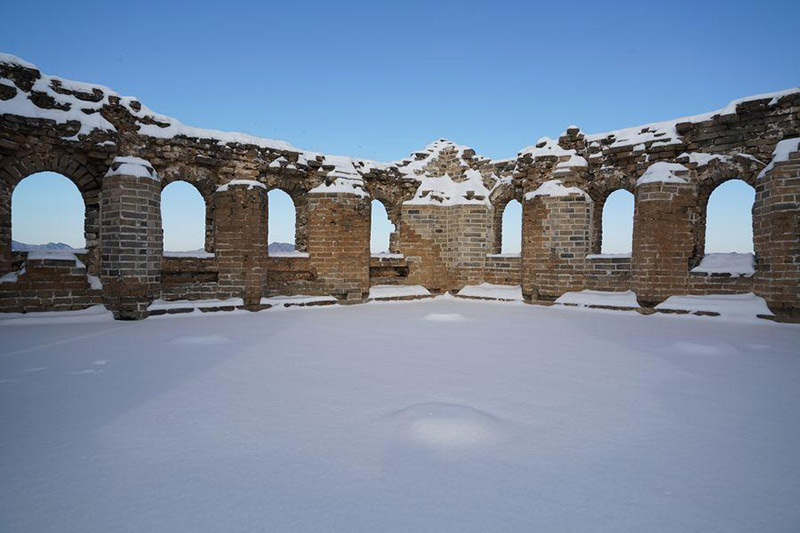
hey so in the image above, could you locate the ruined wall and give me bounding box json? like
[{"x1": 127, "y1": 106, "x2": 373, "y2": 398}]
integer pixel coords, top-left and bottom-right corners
[
  {"x1": 1, "y1": 53, "x2": 799, "y2": 319},
  {"x1": 307, "y1": 193, "x2": 370, "y2": 301},
  {"x1": 483, "y1": 254, "x2": 521, "y2": 285},
  {"x1": 584, "y1": 255, "x2": 632, "y2": 292},
  {"x1": 0, "y1": 252, "x2": 102, "y2": 312}
]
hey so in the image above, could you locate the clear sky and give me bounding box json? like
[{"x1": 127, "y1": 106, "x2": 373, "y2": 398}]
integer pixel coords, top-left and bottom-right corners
[{"x1": 4, "y1": 0, "x2": 798, "y2": 252}]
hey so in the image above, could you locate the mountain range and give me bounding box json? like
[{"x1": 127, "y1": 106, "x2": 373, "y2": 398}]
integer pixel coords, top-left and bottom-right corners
[{"x1": 12, "y1": 240, "x2": 295, "y2": 253}]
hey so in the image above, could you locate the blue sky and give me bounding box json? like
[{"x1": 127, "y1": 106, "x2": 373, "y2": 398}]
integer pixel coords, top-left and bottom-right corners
[{"x1": 4, "y1": 0, "x2": 798, "y2": 252}]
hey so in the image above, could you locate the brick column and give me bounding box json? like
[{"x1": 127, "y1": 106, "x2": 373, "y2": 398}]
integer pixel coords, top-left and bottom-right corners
[
  {"x1": 100, "y1": 157, "x2": 162, "y2": 320},
  {"x1": 449, "y1": 204, "x2": 492, "y2": 289},
  {"x1": 399, "y1": 205, "x2": 450, "y2": 293},
  {"x1": 213, "y1": 181, "x2": 268, "y2": 306},
  {"x1": 0, "y1": 180, "x2": 11, "y2": 274},
  {"x1": 307, "y1": 193, "x2": 370, "y2": 301},
  {"x1": 754, "y1": 145, "x2": 800, "y2": 320},
  {"x1": 632, "y1": 182, "x2": 697, "y2": 307},
  {"x1": 521, "y1": 187, "x2": 593, "y2": 302}
]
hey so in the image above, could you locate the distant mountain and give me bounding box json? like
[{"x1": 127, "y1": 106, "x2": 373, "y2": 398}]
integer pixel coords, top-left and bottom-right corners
[
  {"x1": 12, "y1": 240, "x2": 77, "y2": 251},
  {"x1": 268, "y1": 242, "x2": 295, "y2": 253}
]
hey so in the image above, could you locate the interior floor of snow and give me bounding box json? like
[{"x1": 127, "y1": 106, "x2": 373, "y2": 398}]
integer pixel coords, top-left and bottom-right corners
[{"x1": 1, "y1": 298, "x2": 799, "y2": 532}]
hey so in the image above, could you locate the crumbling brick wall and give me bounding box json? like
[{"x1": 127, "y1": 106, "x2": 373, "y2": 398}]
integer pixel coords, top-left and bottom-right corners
[
  {"x1": 307, "y1": 193, "x2": 370, "y2": 301},
  {"x1": 1, "y1": 54, "x2": 799, "y2": 319},
  {"x1": 0, "y1": 253, "x2": 102, "y2": 312}
]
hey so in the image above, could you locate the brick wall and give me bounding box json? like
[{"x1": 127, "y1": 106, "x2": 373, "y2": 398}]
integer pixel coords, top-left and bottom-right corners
[
  {"x1": 214, "y1": 184, "x2": 269, "y2": 305},
  {"x1": 369, "y1": 255, "x2": 409, "y2": 286},
  {"x1": 266, "y1": 255, "x2": 318, "y2": 296},
  {"x1": 754, "y1": 151, "x2": 800, "y2": 319},
  {"x1": 483, "y1": 254, "x2": 520, "y2": 285},
  {"x1": 0, "y1": 181, "x2": 10, "y2": 274},
  {"x1": 522, "y1": 194, "x2": 592, "y2": 301},
  {"x1": 99, "y1": 162, "x2": 162, "y2": 319},
  {"x1": 0, "y1": 253, "x2": 102, "y2": 312},
  {"x1": 398, "y1": 205, "x2": 450, "y2": 292},
  {"x1": 631, "y1": 182, "x2": 697, "y2": 307},
  {"x1": 307, "y1": 193, "x2": 370, "y2": 301},
  {"x1": 447, "y1": 204, "x2": 493, "y2": 288},
  {"x1": 160, "y1": 256, "x2": 220, "y2": 301},
  {"x1": 1, "y1": 55, "x2": 799, "y2": 319},
  {"x1": 584, "y1": 255, "x2": 632, "y2": 291}
]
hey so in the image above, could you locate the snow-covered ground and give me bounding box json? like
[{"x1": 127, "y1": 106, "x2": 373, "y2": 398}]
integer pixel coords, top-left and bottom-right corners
[{"x1": 1, "y1": 298, "x2": 799, "y2": 532}]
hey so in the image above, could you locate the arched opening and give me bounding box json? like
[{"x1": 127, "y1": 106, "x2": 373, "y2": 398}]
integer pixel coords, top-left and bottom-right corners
[
  {"x1": 705, "y1": 179, "x2": 754, "y2": 253},
  {"x1": 268, "y1": 189, "x2": 296, "y2": 253},
  {"x1": 161, "y1": 181, "x2": 206, "y2": 253},
  {"x1": 371, "y1": 200, "x2": 395, "y2": 254},
  {"x1": 500, "y1": 199, "x2": 522, "y2": 255},
  {"x1": 600, "y1": 190, "x2": 634, "y2": 254},
  {"x1": 12, "y1": 172, "x2": 85, "y2": 250}
]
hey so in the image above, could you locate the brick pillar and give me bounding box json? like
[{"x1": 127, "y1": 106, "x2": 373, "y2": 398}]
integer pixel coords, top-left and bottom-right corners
[
  {"x1": 213, "y1": 181, "x2": 268, "y2": 306},
  {"x1": 307, "y1": 193, "x2": 370, "y2": 301},
  {"x1": 632, "y1": 182, "x2": 697, "y2": 307},
  {"x1": 449, "y1": 204, "x2": 492, "y2": 289},
  {"x1": 0, "y1": 180, "x2": 11, "y2": 274},
  {"x1": 754, "y1": 146, "x2": 800, "y2": 320},
  {"x1": 398, "y1": 205, "x2": 450, "y2": 293},
  {"x1": 521, "y1": 188, "x2": 593, "y2": 302},
  {"x1": 100, "y1": 157, "x2": 162, "y2": 320}
]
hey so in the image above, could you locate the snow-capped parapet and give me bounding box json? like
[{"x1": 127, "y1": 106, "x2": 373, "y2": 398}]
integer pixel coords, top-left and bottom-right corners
[
  {"x1": 518, "y1": 137, "x2": 574, "y2": 159},
  {"x1": 397, "y1": 139, "x2": 500, "y2": 206},
  {"x1": 308, "y1": 154, "x2": 369, "y2": 197},
  {"x1": 0, "y1": 53, "x2": 117, "y2": 139},
  {"x1": 636, "y1": 162, "x2": 689, "y2": 186},
  {"x1": 216, "y1": 179, "x2": 267, "y2": 192},
  {"x1": 104, "y1": 156, "x2": 158, "y2": 180},
  {"x1": 585, "y1": 88, "x2": 800, "y2": 152},
  {"x1": 677, "y1": 152, "x2": 731, "y2": 167},
  {"x1": 757, "y1": 137, "x2": 800, "y2": 180},
  {"x1": 405, "y1": 168, "x2": 492, "y2": 206},
  {"x1": 0, "y1": 53, "x2": 298, "y2": 150},
  {"x1": 525, "y1": 179, "x2": 590, "y2": 201}
]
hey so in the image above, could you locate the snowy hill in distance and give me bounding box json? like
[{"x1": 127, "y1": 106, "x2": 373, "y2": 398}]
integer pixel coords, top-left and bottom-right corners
[
  {"x1": 268, "y1": 242, "x2": 295, "y2": 253},
  {"x1": 12, "y1": 240, "x2": 77, "y2": 251}
]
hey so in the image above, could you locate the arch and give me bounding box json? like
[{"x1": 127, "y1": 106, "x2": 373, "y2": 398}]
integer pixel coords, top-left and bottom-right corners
[
  {"x1": 689, "y1": 156, "x2": 762, "y2": 267},
  {"x1": 268, "y1": 188, "x2": 297, "y2": 251},
  {"x1": 370, "y1": 199, "x2": 395, "y2": 254},
  {"x1": 159, "y1": 164, "x2": 218, "y2": 252},
  {"x1": 161, "y1": 181, "x2": 207, "y2": 253},
  {"x1": 11, "y1": 172, "x2": 86, "y2": 250},
  {"x1": 0, "y1": 153, "x2": 104, "y2": 273},
  {"x1": 599, "y1": 189, "x2": 634, "y2": 254},
  {"x1": 500, "y1": 199, "x2": 522, "y2": 254},
  {"x1": 489, "y1": 183, "x2": 523, "y2": 254},
  {"x1": 703, "y1": 179, "x2": 755, "y2": 253}
]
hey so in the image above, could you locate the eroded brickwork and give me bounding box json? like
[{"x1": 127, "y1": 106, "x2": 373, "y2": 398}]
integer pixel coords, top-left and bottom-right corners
[
  {"x1": 0, "y1": 253, "x2": 101, "y2": 312},
  {"x1": 522, "y1": 194, "x2": 593, "y2": 301},
  {"x1": 307, "y1": 194, "x2": 370, "y2": 301},
  {"x1": 754, "y1": 152, "x2": 800, "y2": 318},
  {"x1": 584, "y1": 256, "x2": 631, "y2": 292},
  {"x1": 0, "y1": 54, "x2": 799, "y2": 319}
]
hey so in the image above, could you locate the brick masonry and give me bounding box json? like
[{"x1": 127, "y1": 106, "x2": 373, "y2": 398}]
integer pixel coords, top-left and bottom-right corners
[{"x1": 1, "y1": 55, "x2": 799, "y2": 320}]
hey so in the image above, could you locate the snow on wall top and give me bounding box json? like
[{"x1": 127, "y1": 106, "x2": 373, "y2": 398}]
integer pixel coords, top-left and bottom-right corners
[
  {"x1": 636, "y1": 162, "x2": 689, "y2": 186},
  {"x1": 104, "y1": 156, "x2": 158, "y2": 180},
  {"x1": 399, "y1": 139, "x2": 497, "y2": 206},
  {"x1": 583, "y1": 88, "x2": 799, "y2": 151},
  {"x1": 1, "y1": 53, "x2": 798, "y2": 203},
  {"x1": 757, "y1": 137, "x2": 800, "y2": 180},
  {"x1": 525, "y1": 179, "x2": 590, "y2": 201}
]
